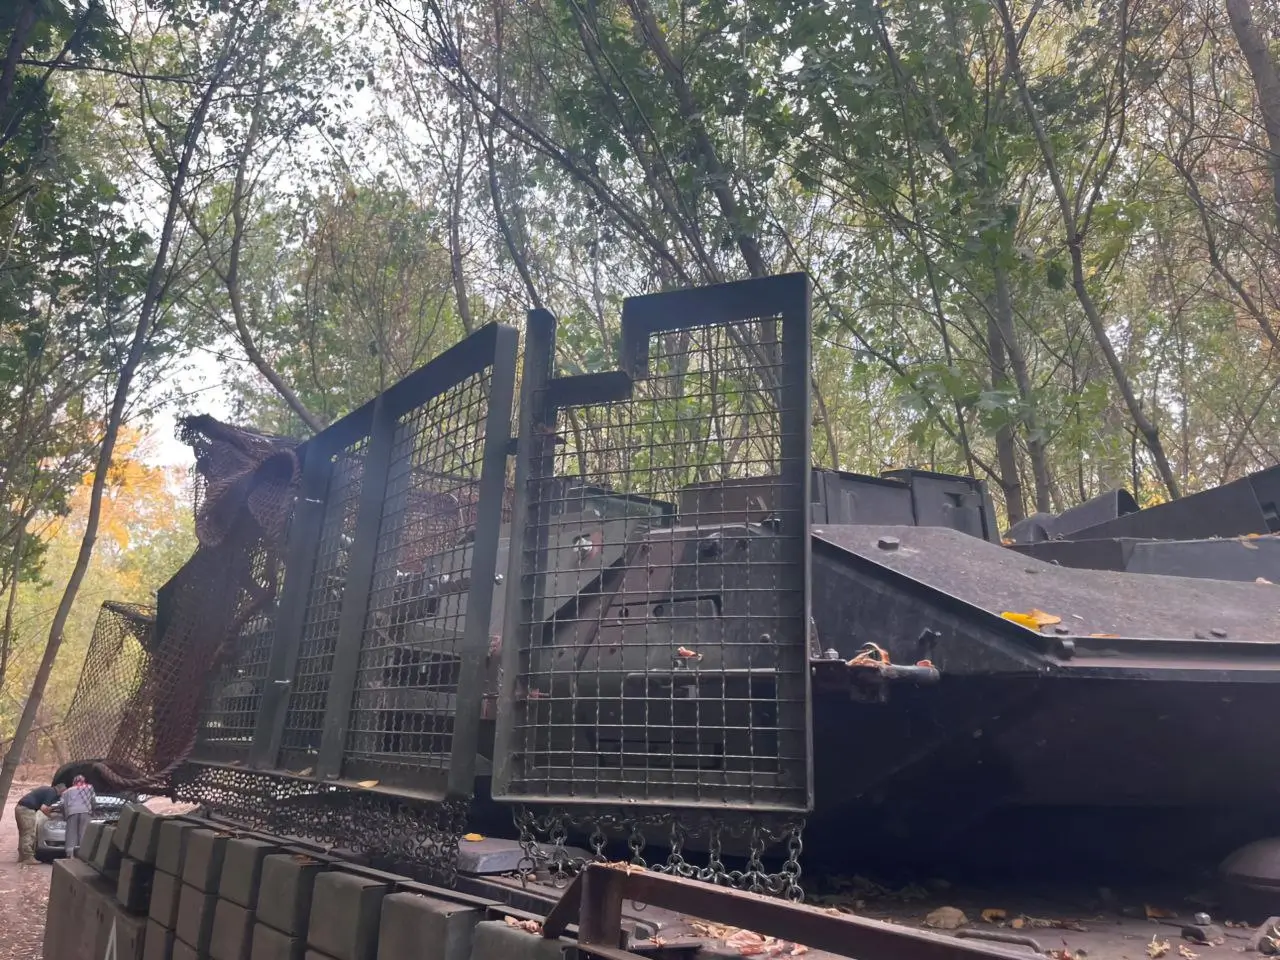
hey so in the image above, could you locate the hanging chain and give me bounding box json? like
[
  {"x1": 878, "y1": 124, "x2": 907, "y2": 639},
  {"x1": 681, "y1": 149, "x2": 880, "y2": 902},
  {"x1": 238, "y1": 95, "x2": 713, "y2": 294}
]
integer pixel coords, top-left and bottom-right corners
[
  {"x1": 779, "y1": 821, "x2": 805, "y2": 902},
  {"x1": 627, "y1": 823, "x2": 648, "y2": 867},
  {"x1": 700, "y1": 818, "x2": 728, "y2": 885},
  {"x1": 509, "y1": 807, "x2": 806, "y2": 901},
  {"x1": 548, "y1": 811, "x2": 571, "y2": 888},
  {"x1": 664, "y1": 818, "x2": 696, "y2": 878},
  {"x1": 745, "y1": 824, "x2": 768, "y2": 894},
  {"x1": 589, "y1": 823, "x2": 607, "y2": 862},
  {"x1": 514, "y1": 806, "x2": 539, "y2": 889}
]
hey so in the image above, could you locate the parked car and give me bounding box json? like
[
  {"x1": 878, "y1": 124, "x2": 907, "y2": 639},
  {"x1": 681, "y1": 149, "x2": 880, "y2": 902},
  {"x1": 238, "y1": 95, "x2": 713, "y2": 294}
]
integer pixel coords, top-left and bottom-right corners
[{"x1": 35, "y1": 793, "x2": 132, "y2": 861}]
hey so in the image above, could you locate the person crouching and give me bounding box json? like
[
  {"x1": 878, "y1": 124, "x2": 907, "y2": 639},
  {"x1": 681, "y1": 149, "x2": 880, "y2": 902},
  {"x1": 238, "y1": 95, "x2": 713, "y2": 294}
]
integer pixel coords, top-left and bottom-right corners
[{"x1": 14, "y1": 781, "x2": 65, "y2": 865}]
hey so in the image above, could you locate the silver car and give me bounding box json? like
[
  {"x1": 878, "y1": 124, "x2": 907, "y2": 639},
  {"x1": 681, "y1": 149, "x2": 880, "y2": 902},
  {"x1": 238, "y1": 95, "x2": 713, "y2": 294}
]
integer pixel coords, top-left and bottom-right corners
[{"x1": 35, "y1": 794, "x2": 129, "y2": 861}]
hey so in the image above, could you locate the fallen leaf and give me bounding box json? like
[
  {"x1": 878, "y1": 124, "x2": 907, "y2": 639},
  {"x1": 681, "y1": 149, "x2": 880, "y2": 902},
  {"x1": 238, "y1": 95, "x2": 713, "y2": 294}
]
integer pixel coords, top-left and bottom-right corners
[
  {"x1": 1002, "y1": 611, "x2": 1043, "y2": 630},
  {"x1": 1179, "y1": 947, "x2": 1199, "y2": 960},
  {"x1": 1148, "y1": 938, "x2": 1171, "y2": 958},
  {"x1": 1029, "y1": 608, "x2": 1062, "y2": 625},
  {"x1": 1088, "y1": 633, "x2": 1119, "y2": 639},
  {"x1": 1002, "y1": 538, "x2": 1014, "y2": 545},
  {"x1": 462, "y1": 833, "x2": 484, "y2": 842},
  {"x1": 982, "y1": 909, "x2": 1008, "y2": 924},
  {"x1": 676, "y1": 646, "x2": 703, "y2": 661},
  {"x1": 690, "y1": 921, "x2": 736, "y2": 940},
  {"x1": 925, "y1": 907, "x2": 968, "y2": 930},
  {"x1": 725, "y1": 930, "x2": 768, "y2": 952},
  {"x1": 1146, "y1": 906, "x2": 1176, "y2": 920},
  {"x1": 1012, "y1": 918, "x2": 1027, "y2": 930},
  {"x1": 504, "y1": 916, "x2": 543, "y2": 934},
  {"x1": 297, "y1": 767, "x2": 313, "y2": 777},
  {"x1": 356, "y1": 779, "x2": 379, "y2": 789},
  {"x1": 847, "y1": 643, "x2": 891, "y2": 666},
  {"x1": 791, "y1": 947, "x2": 809, "y2": 956}
]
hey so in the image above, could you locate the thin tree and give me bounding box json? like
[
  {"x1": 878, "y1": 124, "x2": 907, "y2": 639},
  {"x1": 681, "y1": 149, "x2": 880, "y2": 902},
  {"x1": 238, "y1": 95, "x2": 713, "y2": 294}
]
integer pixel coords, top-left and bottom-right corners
[{"x1": 0, "y1": 5, "x2": 243, "y2": 806}]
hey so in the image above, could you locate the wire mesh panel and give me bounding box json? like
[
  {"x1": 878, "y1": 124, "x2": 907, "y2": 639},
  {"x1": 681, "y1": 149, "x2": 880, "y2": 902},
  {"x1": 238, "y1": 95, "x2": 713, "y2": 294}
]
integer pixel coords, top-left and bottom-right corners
[
  {"x1": 342, "y1": 369, "x2": 498, "y2": 793},
  {"x1": 63, "y1": 602, "x2": 154, "y2": 763},
  {"x1": 193, "y1": 548, "x2": 281, "y2": 764},
  {"x1": 493, "y1": 274, "x2": 813, "y2": 813},
  {"x1": 279, "y1": 441, "x2": 366, "y2": 767}
]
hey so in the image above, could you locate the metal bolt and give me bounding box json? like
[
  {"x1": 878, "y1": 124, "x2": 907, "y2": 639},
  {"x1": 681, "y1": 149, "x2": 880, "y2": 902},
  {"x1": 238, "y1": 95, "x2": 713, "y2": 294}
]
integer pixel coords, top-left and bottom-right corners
[
  {"x1": 877, "y1": 536, "x2": 900, "y2": 551},
  {"x1": 494, "y1": 574, "x2": 504, "y2": 584},
  {"x1": 822, "y1": 648, "x2": 841, "y2": 660},
  {"x1": 1210, "y1": 627, "x2": 1228, "y2": 638},
  {"x1": 1053, "y1": 624, "x2": 1070, "y2": 635}
]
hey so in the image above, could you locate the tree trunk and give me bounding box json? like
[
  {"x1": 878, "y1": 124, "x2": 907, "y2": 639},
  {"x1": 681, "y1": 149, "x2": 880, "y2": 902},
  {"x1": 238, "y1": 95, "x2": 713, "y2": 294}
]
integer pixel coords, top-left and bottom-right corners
[
  {"x1": 1225, "y1": 0, "x2": 1280, "y2": 231},
  {"x1": 448, "y1": 111, "x2": 476, "y2": 333},
  {"x1": 0, "y1": 522, "x2": 25, "y2": 695},
  {"x1": 994, "y1": 0, "x2": 1182, "y2": 499},
  {"x1": 0, "y1": 1, "x2": 37, "y2": 122},
  {"x1": 0, "y1": 12, "x2": 236, "y2": 815},
  {"x1": 993, "y1": 263, "x2": 1052, "y2": 511},
  {"x1": 986, "y1": 312, "x2": 1027, "y2": 523}
]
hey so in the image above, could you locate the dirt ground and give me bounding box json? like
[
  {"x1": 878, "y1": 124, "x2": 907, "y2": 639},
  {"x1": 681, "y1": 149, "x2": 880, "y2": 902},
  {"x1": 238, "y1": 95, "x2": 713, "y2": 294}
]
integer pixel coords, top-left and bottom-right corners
[{"x1": 0, "y1": 776, "x2": 56, "y2": 960}]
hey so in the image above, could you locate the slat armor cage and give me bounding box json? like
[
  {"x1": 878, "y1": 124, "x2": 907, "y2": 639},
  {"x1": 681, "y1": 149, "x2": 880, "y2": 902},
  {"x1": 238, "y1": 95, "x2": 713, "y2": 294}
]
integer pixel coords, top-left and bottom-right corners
[
  {"x1": 492, "y1": 274, "x2": 814, "y2": 813},
  {"x1": 186, "y1": 323, "x2": 518, "y2": 815}
]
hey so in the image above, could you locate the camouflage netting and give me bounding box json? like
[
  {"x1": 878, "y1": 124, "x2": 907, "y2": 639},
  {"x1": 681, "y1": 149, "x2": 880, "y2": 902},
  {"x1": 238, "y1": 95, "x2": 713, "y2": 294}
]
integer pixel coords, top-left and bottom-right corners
[
  {"x1": 68, "y1": 416, "x2": 301, "y2": 792},
  {"x1": 61, "y1": 602, "x2": 155, "y2": 780}
]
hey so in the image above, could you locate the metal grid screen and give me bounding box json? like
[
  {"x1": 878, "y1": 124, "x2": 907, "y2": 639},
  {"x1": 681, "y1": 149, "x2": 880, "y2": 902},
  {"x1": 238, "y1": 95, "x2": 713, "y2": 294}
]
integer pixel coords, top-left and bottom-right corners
[
  {"x1": 193, "y1": 547, "x2": 281, "y2": 763},
  {"x1": 280, "y1": 442, "x2": 366, "y2": 763},
  {"x1": 175, "y1": 322, "x2": 522, "y2": 812},
  {"x1": 343, "y1": 370, "x2": 496, "y2": 791},
  {"x1": 494, "y1": 275, "x2": 812, "y2": 812}
]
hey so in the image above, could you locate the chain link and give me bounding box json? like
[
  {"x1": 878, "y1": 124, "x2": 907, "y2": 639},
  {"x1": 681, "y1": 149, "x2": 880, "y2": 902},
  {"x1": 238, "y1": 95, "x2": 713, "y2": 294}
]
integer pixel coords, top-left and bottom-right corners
[
  {"x1": 780, "y1": 821, "x2": 805, "y2": 901},
  {"x1": 548, "y1": 811, "x2": 571, "y2": 888},
  {"x1": 514, "y1": 806, "x2": 539, "y2": 889}
]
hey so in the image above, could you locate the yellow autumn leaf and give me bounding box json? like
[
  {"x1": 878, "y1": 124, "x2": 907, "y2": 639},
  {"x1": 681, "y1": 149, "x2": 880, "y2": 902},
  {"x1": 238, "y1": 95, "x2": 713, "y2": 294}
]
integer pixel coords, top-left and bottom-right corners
[
  {"x1": 1179, "y1": 946, "x2": 1198, "y2": 960},
  {"x1": 1011, "y1": 918, "x2": 1026, "y2": 930},
  {"x1": 1027, "y1": 608, "x2": 1062, "y2": 626},
  {"x1": 357, "y1": 779, "x2": 379, "y2": 789},
  {"x1": 462, "y1": 833, "x2": 485, "y2": 842},
  {"x1": 1147, "y1": 938, "x2": 1171, "y2": 959},
  {"x1": 1002, "y1": 611, "x2": 1040, "y2": 629},
  {"x1": 981, "y1": 909, "x2": 1007, "y2": 923}
]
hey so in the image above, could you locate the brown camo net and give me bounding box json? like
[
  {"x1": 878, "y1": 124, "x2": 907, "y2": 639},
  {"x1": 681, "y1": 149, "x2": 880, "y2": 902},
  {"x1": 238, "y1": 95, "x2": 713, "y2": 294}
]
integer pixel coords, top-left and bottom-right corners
[{"x1": 64, "y1": 415, "x2": 301, "y2": 792}]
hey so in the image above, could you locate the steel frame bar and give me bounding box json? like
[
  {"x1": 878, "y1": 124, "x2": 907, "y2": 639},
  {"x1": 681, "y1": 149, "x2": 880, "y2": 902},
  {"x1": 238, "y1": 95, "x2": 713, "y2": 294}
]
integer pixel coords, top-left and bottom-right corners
[{"x1": 545, "y1": 864, "x2": 1023, "y2": 960}]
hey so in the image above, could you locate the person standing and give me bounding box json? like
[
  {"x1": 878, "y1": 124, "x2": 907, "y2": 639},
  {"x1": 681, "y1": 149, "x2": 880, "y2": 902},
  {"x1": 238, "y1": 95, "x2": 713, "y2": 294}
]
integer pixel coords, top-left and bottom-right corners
[
  {"x1": 61, "y1": 775, "x2": 95, "y2": 861},
  {"x1": 13, "y1": 782, "x2": 65, "y2": 865}
]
